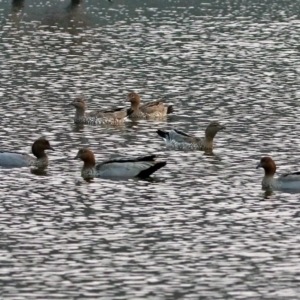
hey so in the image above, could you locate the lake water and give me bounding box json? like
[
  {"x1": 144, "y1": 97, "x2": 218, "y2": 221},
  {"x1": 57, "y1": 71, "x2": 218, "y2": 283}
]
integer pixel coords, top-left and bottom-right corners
[{"x1": 1, "y1": 0, "x2": 300, "y2": 299}]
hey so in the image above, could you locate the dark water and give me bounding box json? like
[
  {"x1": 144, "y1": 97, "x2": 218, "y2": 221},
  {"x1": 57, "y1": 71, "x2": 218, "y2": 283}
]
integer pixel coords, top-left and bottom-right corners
[{"x1": 1, "y1": 0, "x2": 300, "y2": 299}]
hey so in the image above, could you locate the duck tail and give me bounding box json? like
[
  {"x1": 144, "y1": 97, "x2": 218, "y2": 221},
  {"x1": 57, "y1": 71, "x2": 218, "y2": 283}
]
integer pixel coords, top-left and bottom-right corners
[
  {"x1": 137, "y1": 161, "x2": 167, "y2": 178},
  {"x1": 167, "y1": 105, "x2": 174, "y2": 114}
]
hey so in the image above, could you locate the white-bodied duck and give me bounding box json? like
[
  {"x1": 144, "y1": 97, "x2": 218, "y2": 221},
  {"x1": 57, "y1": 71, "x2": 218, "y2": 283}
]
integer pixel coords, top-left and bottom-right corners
[
  {"x1": 74, "y1": 148, "x2": 167, "y2": 179},
  {"x1": 0, "y1": 138, "x2": 54, "y2": 168},
  {"x1": 256, "y1": 156, "x2": 300, "y2": 190}
]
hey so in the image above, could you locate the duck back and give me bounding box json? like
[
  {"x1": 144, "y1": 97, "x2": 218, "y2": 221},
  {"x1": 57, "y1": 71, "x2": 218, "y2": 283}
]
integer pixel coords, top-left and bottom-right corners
[{"x1": 0, "y1": 151, "x2": 31, "y2": 168}]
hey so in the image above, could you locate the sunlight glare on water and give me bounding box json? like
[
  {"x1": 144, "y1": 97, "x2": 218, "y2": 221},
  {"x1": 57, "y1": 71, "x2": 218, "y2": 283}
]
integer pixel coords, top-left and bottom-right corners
[{"x1": 1, "y1": 0, "x2": 300, "y2": 299}]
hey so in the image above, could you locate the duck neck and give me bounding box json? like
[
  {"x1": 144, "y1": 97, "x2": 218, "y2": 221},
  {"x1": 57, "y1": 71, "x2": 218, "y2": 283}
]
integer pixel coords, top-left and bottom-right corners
[
  {"x1": 264, "y1": 165, "x2": 276, "y2": 178},
  {"x1": 75, "y1": 107, "x2": 86, "y2": 119},
  {"x1": 130, "y1": 102, "x2": 140, "y2": 111},
  {"x1": 204, "y1": 128, "x2": 219, "y2": 148},
  {"x1": 262, "y1": 176, "x2": 276, "y2": 190},
  {"x1": 205, "y1": 129, "x2": 217, "y2": 141},
  {"x1": 203, "y1": 136, "x2": 214, "y2": 149},
  {"x1": 82, "y1": 157, "x2": 96, "y2": 169}
]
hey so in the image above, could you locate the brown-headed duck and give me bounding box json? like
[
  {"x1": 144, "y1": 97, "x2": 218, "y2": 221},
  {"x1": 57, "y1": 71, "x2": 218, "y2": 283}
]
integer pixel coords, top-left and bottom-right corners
[
  {"x1": 74, "y1": 148, "x2": 167, "y2": 179},
  {"x1": 0, "y1": 138, "x2": 54, "y2": 168},
  {"x1": 256, "y1": 156, "x2": 300, "y2": 190}
]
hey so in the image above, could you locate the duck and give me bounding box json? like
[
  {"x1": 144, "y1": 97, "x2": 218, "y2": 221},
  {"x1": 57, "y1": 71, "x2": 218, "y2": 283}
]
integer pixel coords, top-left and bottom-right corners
[
  {"x1": 157, "y1": 121, "x2": 225, "y2": 151},
  {"x1": 0, "y1": 138, "x2": 54, "y2": 168},
  {"x1": 126, "y1": 92, "x2": 173, "y2": 119},
  {"x1": 70, "y1": 98, "x2": 130, "y2": 125},
  {"x1": 256, "y1": 157, "x2": 300, "y2": 190},
  {"x1": 74, "y1": 148, "x2": 167, "y2": 179}
]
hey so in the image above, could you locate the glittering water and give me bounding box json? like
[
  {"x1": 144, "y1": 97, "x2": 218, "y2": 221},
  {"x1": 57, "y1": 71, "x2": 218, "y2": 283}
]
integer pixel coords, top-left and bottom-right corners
[{"x1": 1, "y1": 0, "x2": 300, "y2": 299}]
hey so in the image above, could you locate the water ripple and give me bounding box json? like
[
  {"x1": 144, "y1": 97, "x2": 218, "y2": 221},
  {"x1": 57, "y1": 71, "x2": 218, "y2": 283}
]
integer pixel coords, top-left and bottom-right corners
[{"x1": 0, "y1": 0, "x2": 300, "y2": 299}]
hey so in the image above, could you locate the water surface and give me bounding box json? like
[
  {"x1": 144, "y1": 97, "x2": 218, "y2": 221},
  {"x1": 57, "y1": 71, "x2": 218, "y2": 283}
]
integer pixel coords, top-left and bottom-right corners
[{"x1": 1, "y1": 0, "x2": 300, "y2": 299}]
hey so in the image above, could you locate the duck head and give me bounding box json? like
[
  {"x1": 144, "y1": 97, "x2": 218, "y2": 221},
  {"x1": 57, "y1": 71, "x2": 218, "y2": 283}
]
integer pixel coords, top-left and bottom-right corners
[
  {"x1": 205, "y1": 121, "x2": 226, "y2": 141},
  {"x1": 256, "y1": 156, "x2": 276, "y2": 177},
  {"x1": 74, "y1": 148, "x2": 96, "y2": 168},
  {"x1": 32, "y1": 138, "x2": 54, "y2": 159},
  {"x1": 127, "y1": 92, "x2": 141, "y2": 109},
  {"x1": 70, "y1": 98, "x2": 86, "y2": 117}
]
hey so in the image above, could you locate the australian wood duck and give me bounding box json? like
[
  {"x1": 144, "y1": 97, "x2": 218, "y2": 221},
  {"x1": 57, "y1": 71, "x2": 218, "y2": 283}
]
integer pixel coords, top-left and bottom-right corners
[
  {"x1": 127, "y1": 92, "x2": 173, "y2": 119},
  {"x1": 74, "y1": 148, "x2": 167, "y2": 179},
  {"x1": 0, "y1": 138, "x2": 54, "y2": 168},
  {"x1": 256, "y1": 157, "x2": 300, "y2": 190},
  {"x1": 70, "y1": 98, "x2": 129, "y2": 125},
  {"x1": 157, "y1": 121, "x2": 225, "y2": 151}
]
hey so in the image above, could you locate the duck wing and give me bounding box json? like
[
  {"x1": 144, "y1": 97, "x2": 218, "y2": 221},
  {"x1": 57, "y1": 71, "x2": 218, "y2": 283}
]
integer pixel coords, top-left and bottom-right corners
[
  {"x1": 140, "y1": 101, "x2": 165, "y2": 114},
  {"x1": 280, "y1": 171, "x2": 300, "y2": 181},
  {"x1": 95, "y1": 155, "x2": 166, "y2": 178},
  {"x1": 88, "y1": 107, "x2": 128, "y2": 119},
  {"x1": 157, "y1": 129, "x2": 200, "y2": 143}
]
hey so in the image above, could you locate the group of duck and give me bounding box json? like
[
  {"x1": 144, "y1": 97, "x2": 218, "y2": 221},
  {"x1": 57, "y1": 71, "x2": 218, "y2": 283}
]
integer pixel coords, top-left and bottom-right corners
[{"x1": 0, "y1": 92, "x2": 297, "y2": 190}]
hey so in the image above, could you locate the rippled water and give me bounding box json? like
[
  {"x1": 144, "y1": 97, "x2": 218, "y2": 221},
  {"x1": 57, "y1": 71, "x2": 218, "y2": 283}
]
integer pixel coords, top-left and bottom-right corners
[{"x1": 1, "y1": 0, "x2": 300, "y2": 298}]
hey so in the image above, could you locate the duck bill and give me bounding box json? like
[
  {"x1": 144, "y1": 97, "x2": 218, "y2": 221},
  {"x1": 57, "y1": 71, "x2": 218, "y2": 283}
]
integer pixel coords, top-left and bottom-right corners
[
  {"x1": 74, "y1": 154, "x2": 80, "y2": 160},
  {"x1": 256, "y1": 162, "x2": 262, "y2": 169},
  {"x1": 49, "y1": 147, "x2": 55, "y2": 151}
]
